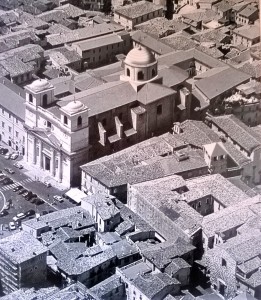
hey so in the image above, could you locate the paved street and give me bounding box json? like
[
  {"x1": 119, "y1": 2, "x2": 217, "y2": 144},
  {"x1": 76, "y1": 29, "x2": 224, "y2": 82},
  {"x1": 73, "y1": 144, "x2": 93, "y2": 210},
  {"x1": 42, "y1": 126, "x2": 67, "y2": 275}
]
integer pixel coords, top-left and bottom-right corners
[{"x1": 0, "y1": 152, "x2": 76, "y2": 236}]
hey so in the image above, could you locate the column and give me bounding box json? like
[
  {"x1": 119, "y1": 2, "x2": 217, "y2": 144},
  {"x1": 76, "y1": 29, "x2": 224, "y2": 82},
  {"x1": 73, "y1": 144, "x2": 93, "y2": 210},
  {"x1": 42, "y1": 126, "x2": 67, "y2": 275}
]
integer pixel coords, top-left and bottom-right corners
[
  {"x1": 39, "y1": 141, "x2": 43, "y2": 169},
  {"x1": 57, "y1": 152, "x2": 62, "y2": 183},
  {"x1": 51, "y1": 149, "x2": 55, "y2": 177},
  {"x1": 32, "y1": 137, "x2": 36, "y2": 165}
]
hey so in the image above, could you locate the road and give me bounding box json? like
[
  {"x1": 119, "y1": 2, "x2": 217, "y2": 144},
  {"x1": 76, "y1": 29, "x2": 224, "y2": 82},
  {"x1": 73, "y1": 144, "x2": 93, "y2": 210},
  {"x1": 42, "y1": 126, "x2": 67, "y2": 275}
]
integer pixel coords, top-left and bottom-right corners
[{"x1": 0, "y1": 154, "x2": 75, "y2": 232}]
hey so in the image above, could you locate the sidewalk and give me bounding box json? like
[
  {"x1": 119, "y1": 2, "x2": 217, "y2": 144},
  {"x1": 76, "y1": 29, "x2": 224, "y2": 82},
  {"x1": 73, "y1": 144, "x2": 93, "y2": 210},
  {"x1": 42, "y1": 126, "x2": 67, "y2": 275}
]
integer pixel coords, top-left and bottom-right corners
[{"x1": 19, "y1": 158, "x2": 69, "y2": 191}]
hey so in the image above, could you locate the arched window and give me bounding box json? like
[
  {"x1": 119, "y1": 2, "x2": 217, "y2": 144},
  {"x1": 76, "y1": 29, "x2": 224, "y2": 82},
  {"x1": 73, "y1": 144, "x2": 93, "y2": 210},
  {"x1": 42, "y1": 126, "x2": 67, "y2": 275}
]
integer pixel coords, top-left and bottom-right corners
[
  {"x1": 43, "y1": 94, "x2": 48, "y2": 107},
  {"x1": 152, "y1": 69, "x2": 156, "y2": 77},
  {"x1": 126, "y1": 68, "x2": 130, "y2": 77},
  {"x1": 29, "y1": 94, "x2": 33, "y2": 103},
  {"x1": 64, "y1": 115, "x2": 68, "y2": 125},
  {"x1": 138, "y1": 71, "x2": 144, "y2": 80},
  {"x1": 77, "y1": 116, "x2": 82, "y2": 127}
]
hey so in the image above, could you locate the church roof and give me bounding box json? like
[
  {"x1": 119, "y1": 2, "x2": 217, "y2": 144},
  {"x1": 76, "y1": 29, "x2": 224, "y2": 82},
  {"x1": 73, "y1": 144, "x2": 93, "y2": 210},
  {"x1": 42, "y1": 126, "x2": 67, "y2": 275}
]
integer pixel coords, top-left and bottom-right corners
[{"x1": 125, "y1": 46, "x2": 156, "y2": 67}]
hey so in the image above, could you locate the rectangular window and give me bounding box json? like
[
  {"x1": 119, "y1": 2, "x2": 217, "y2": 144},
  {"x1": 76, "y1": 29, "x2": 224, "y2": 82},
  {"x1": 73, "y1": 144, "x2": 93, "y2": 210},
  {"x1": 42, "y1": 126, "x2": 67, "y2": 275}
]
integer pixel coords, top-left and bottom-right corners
[
  {"x1": 157, "y1": 104, "x2": 162, "y2": 115},
  {"x1": 9, "y1": 113, "x2": 11, "y2": 119},
  {"x1": 16, "y1": 118, "x2": 18, "y2": 124},
  {"x1": 222, "y1": 258, "x2": 227, "y2": 267},
  {"x1": 47, "y1": 121, "x2": 51, "y2": 128},
  {"x1": 1, "y1": 108, "x2": 4, "y2": 114},
  {"x1": 15, "y1": 131, "x2": 18, "y2": 138},
  {"x1": 8, "y1": 126, "x2": 11, "y2": 133},
  {"x1": 1, "y1": 121, "x2": 4, "y2": 128}
]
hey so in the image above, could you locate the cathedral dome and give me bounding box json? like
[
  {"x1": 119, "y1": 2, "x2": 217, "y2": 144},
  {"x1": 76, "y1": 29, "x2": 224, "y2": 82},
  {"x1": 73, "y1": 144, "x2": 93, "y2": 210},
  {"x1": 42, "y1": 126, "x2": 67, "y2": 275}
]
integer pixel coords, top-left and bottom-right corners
[
  {"x1": 125, "y1": 46, "x2": 156, "y2": 66},
  {"x1": 28, "y1": 79, "x2": 53, "y2": 93},
  {"x1": 63, "y1": 100, "x2": 85, "y2": 114}
]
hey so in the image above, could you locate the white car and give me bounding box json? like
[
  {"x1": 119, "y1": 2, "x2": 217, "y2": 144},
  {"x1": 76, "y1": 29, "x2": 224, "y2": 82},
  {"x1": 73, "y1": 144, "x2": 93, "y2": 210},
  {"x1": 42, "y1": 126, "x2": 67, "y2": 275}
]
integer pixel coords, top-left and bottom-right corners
[
  {"x1": 13, "y1": 212, "x2": 26, "y2": 222},
  {"x1": 9, "y1": 222, "x2": 16, "y2": 230},
  {"x1": 53, "y1": 195, "x2": 63, "y2": 202},
  {"x1": 10, "y1": 153, "x2": 19, "y2": 160},
  {"x1": 14, "y1": 163, "x2": 23, "y2": 169},
  {"x1": 4, "y1": 153, "x2": 10, "y2": 159},
  {"x1": 44, "y1": 181, "x2": 51, "y2": 188}
]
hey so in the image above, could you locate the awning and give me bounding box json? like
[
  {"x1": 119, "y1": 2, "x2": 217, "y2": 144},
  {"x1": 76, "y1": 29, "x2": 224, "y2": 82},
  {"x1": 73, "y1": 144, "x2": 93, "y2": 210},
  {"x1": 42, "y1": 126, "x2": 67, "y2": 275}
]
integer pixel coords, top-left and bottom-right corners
[{"x1": 65, "y1": 188, "x2": 87, "y2": 203}]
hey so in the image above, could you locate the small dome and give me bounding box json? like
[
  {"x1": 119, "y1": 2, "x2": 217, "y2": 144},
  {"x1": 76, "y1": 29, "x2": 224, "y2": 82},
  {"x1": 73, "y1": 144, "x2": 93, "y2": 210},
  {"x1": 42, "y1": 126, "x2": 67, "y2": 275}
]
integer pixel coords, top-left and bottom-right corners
[
  {"x1": 125, "y1": 46, "x2": 156, "y2": 66},
  {"x1": 63, "y1": 100, "x2": 85, "y2": 114},
  {"x1": 28, "y1": 79, "x2": 53, "y2": 93}
]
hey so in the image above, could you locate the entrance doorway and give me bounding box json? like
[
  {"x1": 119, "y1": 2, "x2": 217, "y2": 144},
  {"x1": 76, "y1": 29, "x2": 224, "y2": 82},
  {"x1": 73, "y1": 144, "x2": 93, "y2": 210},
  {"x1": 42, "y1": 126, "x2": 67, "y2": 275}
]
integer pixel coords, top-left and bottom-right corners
[
  {"x1": 219, "y1": 281, "x2": 226, "y2": 296},
  {"x1": 45, "y1": 156, "x2": 51, "y2": 171}
]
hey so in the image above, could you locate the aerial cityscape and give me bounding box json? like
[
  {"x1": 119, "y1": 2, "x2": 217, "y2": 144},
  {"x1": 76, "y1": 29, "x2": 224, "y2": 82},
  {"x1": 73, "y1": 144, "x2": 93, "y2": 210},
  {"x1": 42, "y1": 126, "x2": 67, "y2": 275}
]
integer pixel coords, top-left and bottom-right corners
[{"x1": 0, "y1": 0, "x2": 260, "y2": 298}]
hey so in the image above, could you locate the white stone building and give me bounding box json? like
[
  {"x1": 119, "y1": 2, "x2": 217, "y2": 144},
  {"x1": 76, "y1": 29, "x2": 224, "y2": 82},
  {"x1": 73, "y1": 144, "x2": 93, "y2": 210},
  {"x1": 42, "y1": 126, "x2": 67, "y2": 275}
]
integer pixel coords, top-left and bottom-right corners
[{"x1": 24, "y1": 79, "x2": 89, "y2": 186}]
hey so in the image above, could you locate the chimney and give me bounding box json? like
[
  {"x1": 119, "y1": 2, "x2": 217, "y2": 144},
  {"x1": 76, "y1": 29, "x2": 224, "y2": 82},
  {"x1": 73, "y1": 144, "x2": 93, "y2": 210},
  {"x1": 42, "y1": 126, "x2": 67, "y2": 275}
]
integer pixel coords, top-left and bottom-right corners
[{"x1": 173, "y1": 122, "x2": 183, "y2": 134}]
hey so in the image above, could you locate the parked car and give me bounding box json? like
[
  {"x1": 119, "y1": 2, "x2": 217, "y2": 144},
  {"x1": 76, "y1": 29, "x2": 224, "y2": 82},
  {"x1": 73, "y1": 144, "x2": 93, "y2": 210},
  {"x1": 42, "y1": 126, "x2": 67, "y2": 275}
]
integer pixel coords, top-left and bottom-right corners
[
  {"x1": 0, "y1": 209, "x2": 8, "y2": 216},
  {"x1": 9, "y1": 221, "x2": 16, "y2": 230},
  {"x1": 21, "y1": 190, "x2": 29, "y2": 197},
  {"x1": 4, "y1": 168, "x2": 15, "y2": 174},
  {"x1": 35, "y1": 199, "x2": 44, "y2": 205},
  {"x1": 14, "y1": 163, "x2": 23, "y2": 169},
  {"x1": 18, "y1": 189, "x2": 27, "y2": 195},
  {"x1": 30, "y1": 198, "x2": 37, "y2": 203},
  {"x1": 10, "y1": 153, "x2": 19, "y2": 160},
  {"x1": 41, "y1": 211, "x2": 48, "y2": 215},
  {"x1": 13, "y1": 213, "x2": 26, "y2": 222},
  {"x1": 0, "y1": 148, "x2": 8, "y2": 155},
  {"x1": 44, "y1": 181, "x2": 51, "y2": 187},
  {"x1": 25, "y1": 209, "x2": 35, "y2": 217},
  {"x1": 25, "y1": 193, "x2": 36, "y2": 201},
  {"x1": 0, "y1": 210, "x2": 8, "y2": 217},
  {"x1": 0, "y1": 176, "x2": 6, "y2": 182},
  {"x1": 53, "y1": 195, "x2": 63, "y2": 202},
  {"x1": 23, "y1": 191, "x2": 32, "y2": 198},
  {"x1": 2, "y1": 178, "x2": 13, "y2": 185},
  {"x1": 13, "y1": 185, "x2": 23, "y2": 192},
  {"x1": 4, "y1": 153, "x2": 11, "y2": 159}
]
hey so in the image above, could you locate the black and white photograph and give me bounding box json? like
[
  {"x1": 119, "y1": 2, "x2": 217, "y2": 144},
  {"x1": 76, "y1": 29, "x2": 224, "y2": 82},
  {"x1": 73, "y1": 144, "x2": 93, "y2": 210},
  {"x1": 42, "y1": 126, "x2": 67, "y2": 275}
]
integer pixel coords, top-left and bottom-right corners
[{"x1": 0, "y1": 0, "x2": 261, "y2": 298}]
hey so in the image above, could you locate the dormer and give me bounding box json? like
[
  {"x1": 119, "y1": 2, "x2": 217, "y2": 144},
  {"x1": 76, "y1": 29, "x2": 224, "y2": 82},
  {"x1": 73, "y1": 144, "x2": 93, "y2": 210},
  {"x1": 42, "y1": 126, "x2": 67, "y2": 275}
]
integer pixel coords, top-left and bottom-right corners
[
  {"x1": 25, "y1": 79, "x2": 55, "y2": 108},
  {"x1": 60, "y1": 100, "x2": 89, "y2": 132}
]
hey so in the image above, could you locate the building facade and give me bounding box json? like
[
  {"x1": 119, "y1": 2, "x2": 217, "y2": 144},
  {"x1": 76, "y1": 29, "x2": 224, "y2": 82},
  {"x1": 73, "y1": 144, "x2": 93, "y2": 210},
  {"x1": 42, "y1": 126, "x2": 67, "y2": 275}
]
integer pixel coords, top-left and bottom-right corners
[{"x1": 0, "y1": 232, "x2": 47, "y2": 295}]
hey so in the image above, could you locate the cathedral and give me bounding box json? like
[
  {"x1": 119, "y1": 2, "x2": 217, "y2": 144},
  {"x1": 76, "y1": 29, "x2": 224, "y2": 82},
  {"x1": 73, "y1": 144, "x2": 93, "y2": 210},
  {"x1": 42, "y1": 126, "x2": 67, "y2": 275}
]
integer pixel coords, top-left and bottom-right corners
[{"x1": 24, "y1": 46, "x2": 191, "y2": 186}]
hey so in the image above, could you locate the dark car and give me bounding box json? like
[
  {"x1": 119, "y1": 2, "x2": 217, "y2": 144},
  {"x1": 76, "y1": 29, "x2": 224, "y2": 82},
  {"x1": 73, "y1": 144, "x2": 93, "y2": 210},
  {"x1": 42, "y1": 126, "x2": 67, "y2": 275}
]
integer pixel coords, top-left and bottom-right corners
[
  {"x1": 42, "y1": 211, "x2": 48, "y2": 215},
  {"x1": 35, "y1": 199, "x2": 44, "y2": 205},
  {"x1": 18, "y1": 189, "x2": 27, "y2": 195},
  {"x1": 0, "y1": 210, "x2": 8, "y2": 217},
  {"x1": 13, "y1": 185, "x2": 23, "y2": 192},
  {"x1": 0, "y1": 148, "x2": 8, "y2": 155},
  {"x1": 25, "y1": 209, "x2": 35, "y2": 217},
  {"x1": 25, "y1": 193, "x2": 36, "y2": 201},
  {"x1": 3, "y1": 178, "x2": 13, "y2": 185},
  {"x1": 30, "y1": 198, "x2": 38, "y2": 203}
]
